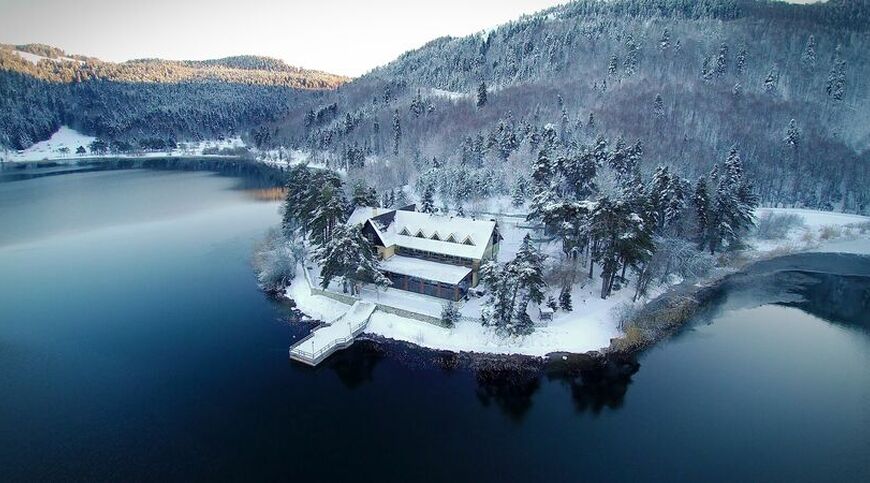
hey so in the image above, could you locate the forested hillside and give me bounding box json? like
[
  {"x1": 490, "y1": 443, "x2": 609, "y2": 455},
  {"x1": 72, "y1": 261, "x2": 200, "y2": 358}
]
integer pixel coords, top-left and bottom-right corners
[
  {"x1": 0, "y1": 44, "x2": 346, "y2": 151},
  {"x1": 278, "y1": 0, "x2": 869, "y2": 214}
]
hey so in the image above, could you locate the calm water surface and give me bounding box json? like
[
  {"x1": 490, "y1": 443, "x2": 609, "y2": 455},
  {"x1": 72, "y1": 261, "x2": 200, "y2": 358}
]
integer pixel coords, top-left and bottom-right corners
[{"x1": 1, "y1": 169, "x2": 868, "y2": 481}]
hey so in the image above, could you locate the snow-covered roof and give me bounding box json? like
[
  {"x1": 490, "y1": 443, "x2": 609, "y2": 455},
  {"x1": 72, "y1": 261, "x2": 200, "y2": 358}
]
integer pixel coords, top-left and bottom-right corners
[
  {"x1": 380, "y1": 255, "x2": 472, "y2": 285},
  {"x1": 347, "y1": 207, "x2": 395, "y2": 228},
  {"x1": 347, "y1": 207, "x2": 497, "y2": 260}
]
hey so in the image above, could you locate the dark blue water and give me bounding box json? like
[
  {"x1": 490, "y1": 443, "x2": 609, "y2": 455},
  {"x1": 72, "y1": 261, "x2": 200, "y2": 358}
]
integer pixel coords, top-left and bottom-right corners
[{"x1": 1, "y1": 170, "x2": 868, "y2": 482}]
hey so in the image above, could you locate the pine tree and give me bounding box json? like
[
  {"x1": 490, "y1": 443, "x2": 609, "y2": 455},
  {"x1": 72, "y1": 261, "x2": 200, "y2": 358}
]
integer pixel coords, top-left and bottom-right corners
[
  {"x1": 350, "y1": 181, "x2": 379, "y2": 209},
  {"x1": 394, "y1": 188, "x2": 409, "y2": 207},
  {"x1": 714, "y1": 42, "x2": 729, "y2": 77},
  {"x1": 801, "y1": 35, "x2": 816, "y2": 72},
  {"x1": 419, "y1": 184, "x2": 436, "y2": 213},
  {"x1": 514, "y1": 234, "x2": 547, "y2": 307},
  {"x1": 477, "y1": 82, "x2": 488, "y2": 108},
  {"x1": 511, "y1": 176, "x2": 527, "y2": 207},
  {"x1": 441, "y1": 301, "x2": 460, "y2": 328},
  {"x1": 784, "y1": 119, "x2": 800, "y2": 150},
  {"x1": 410, "y1": 89, "x2": 424, "y2": 117},
  {"x1": 392, "y1": 109, "x2": 401, "y2": 156},
  {"x1": 665, "y1": 175, "x2": 687, "y2": 231},
  {"x1": 649, "y1": 166, "x2": 672, "y2": 232},
  {"x1": 309, "y1": 183, "x2": 348, "y2": 247},
  {"x1": 623, "y1": 34, "x2": 639, "y2": 77},
  {"x1": 735, "y1": 47, "x2": 747, "y2": 75},
  {"x1": 316, "y1": 225, "x2": 389, "y2": 295},
  {"x1": 531, "y1": 148, "x2": 553, "y2": 195},
  {"x1": 558, "y1": 285, "x2": 573, "y2": 311},
  {"x1": 607, "y1": 54, "x2": 618, "y2": 77},
  {"x1": 692, "y1": 176, "x2": 710, "y2": 249},
  {"x1": 763, "y1": 67, "x2": 779, "y2": 94},
  {"x1": 707, "y1": 146, "x2": 757, "y2": 254},
  {"x1": 826, "y1": 45, "x2": 847, "y2": 102}
]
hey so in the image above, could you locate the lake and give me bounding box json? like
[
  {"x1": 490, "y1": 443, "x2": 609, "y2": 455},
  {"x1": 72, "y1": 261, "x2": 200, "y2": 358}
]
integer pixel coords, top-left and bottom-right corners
[{"x1": 1, "y1": 169, "x2": 868, "y2": 481}]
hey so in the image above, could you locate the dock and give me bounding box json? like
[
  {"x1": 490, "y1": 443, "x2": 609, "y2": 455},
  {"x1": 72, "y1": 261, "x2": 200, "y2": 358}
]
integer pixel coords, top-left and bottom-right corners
[{"x1": 289, "y1": 301, "x2": 377, "y2": 366}]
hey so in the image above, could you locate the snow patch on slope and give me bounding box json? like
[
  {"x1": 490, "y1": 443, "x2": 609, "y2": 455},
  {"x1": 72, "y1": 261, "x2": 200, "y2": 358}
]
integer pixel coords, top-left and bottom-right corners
[{"x1": 3, "y1": 126, "x2": 247, "y2": 162}]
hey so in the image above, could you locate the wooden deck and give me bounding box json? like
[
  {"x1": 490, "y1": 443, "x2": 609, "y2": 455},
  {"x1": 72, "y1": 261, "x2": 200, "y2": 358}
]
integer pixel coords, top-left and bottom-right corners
[{"x1": 289, "y1": 301, "x2": 376, "y2": 366}]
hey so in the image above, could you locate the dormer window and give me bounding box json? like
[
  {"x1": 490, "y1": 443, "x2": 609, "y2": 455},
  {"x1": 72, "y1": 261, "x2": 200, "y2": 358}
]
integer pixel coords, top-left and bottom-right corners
[
  {"x1": 399, "y1": 227, "x2": 411, "y2": 236},
  {"x1": 415, "y1": 230, "x2": 426, "y2": 238},
  {"x1": 446, "y1": 234, "x2": 457, "y2": 243},
  {"x1": 431, "y1": 232, "x2": 441, "y2": 241},
  {"x1": 462, "y1": 236, "x2": 475, "y2": 246}
]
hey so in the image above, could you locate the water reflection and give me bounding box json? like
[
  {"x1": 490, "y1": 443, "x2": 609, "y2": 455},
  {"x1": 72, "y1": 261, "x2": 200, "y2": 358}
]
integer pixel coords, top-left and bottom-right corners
[
  {"x1": 303, "y1": 252, "x2": 869, "y2": 422},
  {"x1": 547, "y1": 357, "x2": 639, "y2": 414},
  {"x1": 322, "y1": 340, "x2": 386, "y2": 389},
  {"x1": 475, "y1": 365, "x2": 541, "y2": 421}
]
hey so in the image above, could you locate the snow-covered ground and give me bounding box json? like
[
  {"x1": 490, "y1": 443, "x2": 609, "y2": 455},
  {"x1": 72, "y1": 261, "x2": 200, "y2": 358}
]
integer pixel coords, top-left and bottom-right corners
[
  {"x1": 3, "y1": 126, "x2": 246, "y2": 163},
  {"x1": 749, "y1": 207, "x2": 870, "y2": 254},
  {"x1": 285, "y1": 206, "x2": 869, "y2": 358},
  {"x1": 10, "y1": 49, "x2": 82, "y2": 65},
  {"x1": 429, "y1": 88, "x2": 470, "y2": 102},
  {"x1": 5, "y1": 126, "x2": 96, "y2": 161}
]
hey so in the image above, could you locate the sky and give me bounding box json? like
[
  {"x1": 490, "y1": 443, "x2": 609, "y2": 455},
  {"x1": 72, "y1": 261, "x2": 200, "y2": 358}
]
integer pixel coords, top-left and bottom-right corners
[
  {"x1": 0, "y1": 0, "x2": 821, "y2": 77},
  {"x1": 0, "y1": 0, "x2": 568, "y2": 77}
]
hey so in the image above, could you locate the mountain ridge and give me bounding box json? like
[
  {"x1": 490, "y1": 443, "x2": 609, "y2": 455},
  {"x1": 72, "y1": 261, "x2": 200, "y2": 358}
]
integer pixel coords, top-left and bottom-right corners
[{"x1": 0, "y1": 43, "x2": 349, "y2": 89}]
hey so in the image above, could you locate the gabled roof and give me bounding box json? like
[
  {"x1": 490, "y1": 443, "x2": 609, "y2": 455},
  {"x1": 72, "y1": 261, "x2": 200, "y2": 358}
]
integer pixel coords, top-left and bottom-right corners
[{"x1": 346, "y1": 206, "x2": 498, "y2": 260}]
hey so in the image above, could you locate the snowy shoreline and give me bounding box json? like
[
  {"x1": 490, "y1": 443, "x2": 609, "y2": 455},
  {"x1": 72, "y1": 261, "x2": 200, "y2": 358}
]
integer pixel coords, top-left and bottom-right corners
[{"x1": 284, "y1": 208, "x2": 870, "y2": 359}]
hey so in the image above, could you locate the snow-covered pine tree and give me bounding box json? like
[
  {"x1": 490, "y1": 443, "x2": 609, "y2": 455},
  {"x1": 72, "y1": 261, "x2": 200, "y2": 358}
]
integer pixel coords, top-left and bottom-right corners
[
  {"x1": 394, "y1": 187, "x2": 409, "y2": 207},
  {"x1": 392, "y1": 109, "x2": 401, "y2": 156},
  {"x1": 531, "y1": 148, "x2": 554, "y2": 195},
  {"x1": 801, "y1": 35, "x2": 816, "y2": 72},
  {"x1": 649, "y1": 165, "x2": 672, "y2": 232},
  {"x1": 419, "y1": 184, "x2": 436, "y2": 214},
  {"x1": 736, "y1": 46, "x2": 747, "y2": 76},
  {"x1": 514, "y1": 233, "x2": 547, "y2": 308},
  {"x1": 351, "y1": 181, "x2": 379, "y2": 210},
  {"x1": 477, "y1": 82, "x2": 488, "y2": 108},
  {"x1": 410, "y1": 89, "x2": 424, "y2": 118},
  {"x1": 763, "y1": 67, "x2": 779, "y2": 94},
  {"x1": 692, "y1": 176, "x2": 710, "y2": 249},
  {"x1": 826, "y1": 45, "x2": 847, "y2": 102},
  {"x1": 441, "y1": 301, "x2": 460, "y2": 328},
  {"x1": 664, "y1": 175, "x2": 687, "y2": 232},
  {"x1": 511, "y1": 176, "x2": 527, "y2": 207},
  {"x1": 714, "y1": 42, "x2": 729, "y2": 77},
  {"x1": 623, "y1": 34, "x2": 639, "y2": 77},
  {"x1": 784, "y1": 119, "x2": 800, "y2": 150},
  {"x1": 309, "y1": 183, "x2": 348, "y2": 247},
  {"x1": 707, "y1": 146, "x2": 756, "y2": 254},
  {"x1": 559, "y1": 285, "x2": 573, "y2": 311},
  {"x1": 315, "y1": 225, "x2": 389, "y2": 295}
]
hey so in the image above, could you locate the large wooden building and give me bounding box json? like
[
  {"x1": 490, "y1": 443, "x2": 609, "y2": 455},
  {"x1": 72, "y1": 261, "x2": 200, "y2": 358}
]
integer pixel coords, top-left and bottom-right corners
[{"x1": 347, "y1": 205, "x2": 501, "y2": 301}]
